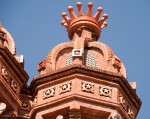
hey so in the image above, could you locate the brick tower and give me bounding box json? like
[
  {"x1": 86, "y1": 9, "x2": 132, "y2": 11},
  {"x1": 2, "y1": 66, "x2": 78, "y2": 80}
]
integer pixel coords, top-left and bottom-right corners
[{"x1": 0, "y1": 2, "x2": 141, "y2": 119}]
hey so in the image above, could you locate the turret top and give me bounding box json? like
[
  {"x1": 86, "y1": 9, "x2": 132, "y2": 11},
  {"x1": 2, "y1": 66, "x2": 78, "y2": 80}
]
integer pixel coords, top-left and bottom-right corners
[
  {"x1": 0, "y1": 23, "x2": 16, "y2": 55},
  {"x1": 61, "y1": 2, "x2": 108, "y2": 41}
]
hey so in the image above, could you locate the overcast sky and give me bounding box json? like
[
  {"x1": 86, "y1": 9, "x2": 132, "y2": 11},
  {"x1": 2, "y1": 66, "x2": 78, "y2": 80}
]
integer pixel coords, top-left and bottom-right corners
[{"x1": 0, "y1": 0, "x2": 150, "y2": 118}]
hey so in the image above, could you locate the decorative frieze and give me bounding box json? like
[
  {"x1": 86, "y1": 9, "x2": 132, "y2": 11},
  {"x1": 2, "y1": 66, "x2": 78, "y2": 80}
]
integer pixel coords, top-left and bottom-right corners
[
  {"x1": 43, "y1": 87, "x2": 55, "y2": 99},
  {"x1": 59, "y1": 82, "x2": 71, "y2": 94},
  {"x1": 128, "y1": 108, "x2": 134, "y2": 119},
  {"x1": 119, "y1": 94, "x2": 135, "y2": 119},
  {"x1": 99, "y1": 86, "x2": 112, "y2": 97},
  {"x1": 82, "y1": 81, "x2": 94, "y2": 93},
  {"x1": 1, "y1": 66, "x2": 18, "y2": 93},
  {"x1": 21, "y1": 102, "x2": 30, "y2": 111},
  {"x1": 119, "y1": 94, "x2": 128, "y2": 111}
]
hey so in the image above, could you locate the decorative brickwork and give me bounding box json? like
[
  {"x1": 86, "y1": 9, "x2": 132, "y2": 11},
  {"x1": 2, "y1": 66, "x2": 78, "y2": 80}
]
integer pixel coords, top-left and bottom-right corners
[
  {"x1": 65, "y1": 53, "x2": 73, "y2": 66},
  {"x1": 85, "y1": 51, "x2": 98, "y2": 68}
]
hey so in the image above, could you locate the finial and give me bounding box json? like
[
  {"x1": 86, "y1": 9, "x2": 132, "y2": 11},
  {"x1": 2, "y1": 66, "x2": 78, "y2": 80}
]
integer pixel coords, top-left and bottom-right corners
[
  {"x1": 76, "y1": 2, "x2": 83, "y2": 16},
  {"x1": 61, "y1": 12, "x2": 70, "y2": 25},
  {"x1": 98, "y1": 14, "x2": 108, "y2": 27},
  {"x1": 94, "y1": 7, "x2": 103, "y2": 21},
  {"x1": 101, "y1": 21, "x2": 108, "y2": 29},
  {"x1": 103, "y1": 14, "x2": 108, "y2": 19},
  {"x1": 61, "y1": 20, "x2": 68, "y2": 29},
  {"x1": 68, "y1": 6, "x2": 77, "y2": 20},
  {"x1": 86, "y1": 2, "x2": 93, "y2": 17}
]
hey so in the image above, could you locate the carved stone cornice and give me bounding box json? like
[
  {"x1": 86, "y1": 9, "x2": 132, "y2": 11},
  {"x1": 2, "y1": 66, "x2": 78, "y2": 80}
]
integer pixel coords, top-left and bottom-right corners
[
  {"x1": 29, "y1": 65, "x2": 141, "y2": 115},
  {"x1": 0, "y1": 45, "x2": 29, "y2": 86}
]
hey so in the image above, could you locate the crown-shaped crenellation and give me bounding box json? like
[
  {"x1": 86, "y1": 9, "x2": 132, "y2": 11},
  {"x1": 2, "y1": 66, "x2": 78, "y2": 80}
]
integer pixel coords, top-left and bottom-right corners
[{"x1": 61, "y1": 2, "x2": 108, "y2": 41}]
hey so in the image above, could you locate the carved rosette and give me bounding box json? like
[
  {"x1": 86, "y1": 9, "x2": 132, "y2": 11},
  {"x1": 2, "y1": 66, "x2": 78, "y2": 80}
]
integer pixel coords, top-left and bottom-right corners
[
  {"x1": 99, "y1": 86, "x2": 112, "y2": 97},
  {"x1": 43, "y1": 87, "x2": 55, "y2": 99},
  {"x1": 21, "y1": 102, "x2": 30, "y2": 111},
  {"x1": 59, "y1": 82, "x2": 71, "y2": 94},
  {"x1": 10, "y1": 79, "x2": 18, "y2": 93},
  {"x1": 1, "y1": 66, "x2": 10, "y2": 81},
  {"x1": 82, "y1": 81, "x2": 94, "y2": 93}
]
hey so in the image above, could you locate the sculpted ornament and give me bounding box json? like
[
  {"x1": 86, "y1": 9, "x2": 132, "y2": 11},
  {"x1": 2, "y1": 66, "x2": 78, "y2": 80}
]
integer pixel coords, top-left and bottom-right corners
[
  {"x1": 10, "y1": 79, "x2": 18, "y2": 93},
  {"x1": 1, "y1": 66, "x2": 10, "y2": 81},
  {"x1": 43, "y1": 87, "x2": 55, "y2": 99},
  {"x1": 128, "y1": 108, "x2": 134, "y2": 119},
  {"x1": 82, "y1": 81, "x2": 94, "y2": 93},
  {"x1": 21, "y1": 102, "x2": 30, "y2": 111},
  {"x1": 99, "y1": 86, "x2": 112, "y2": 97},
  {"x1": 119, "y1": 94, "x2": 128, "y2": 111},
  {"x1": 59, "y1": 82, "x2": 71, "y2": 94},
  {"x1": 1, "y1": 66, "x2": 18, "y2": 93},
  {"x1": 119, "y1": 94, "x2": 135, "y2": 119}
]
